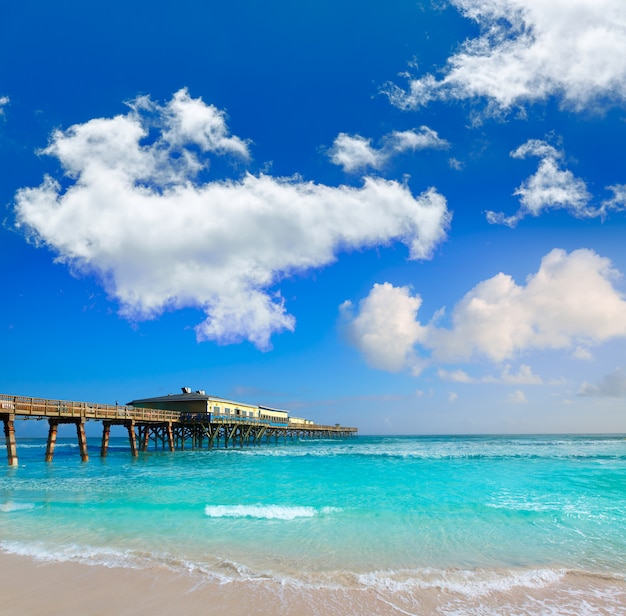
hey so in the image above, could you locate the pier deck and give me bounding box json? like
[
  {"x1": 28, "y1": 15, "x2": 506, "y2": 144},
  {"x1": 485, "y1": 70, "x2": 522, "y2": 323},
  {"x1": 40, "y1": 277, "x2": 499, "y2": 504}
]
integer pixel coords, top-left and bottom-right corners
[{"x1": 0, "y1": 394, "x2": 357, "y2": 465}]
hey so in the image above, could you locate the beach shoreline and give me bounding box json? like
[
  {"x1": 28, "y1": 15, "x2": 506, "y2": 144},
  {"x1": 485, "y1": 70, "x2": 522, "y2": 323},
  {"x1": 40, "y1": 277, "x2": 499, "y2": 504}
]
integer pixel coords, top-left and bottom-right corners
[
  {"x1": 0, "y1": 551, "x2": 409, "y2": 616},
  {"x1": 1, "y1": 435, "x2": 625, "y2": 615},
  {"x1": 1, "y1": 550, "x2": 625, "y2": 616}
]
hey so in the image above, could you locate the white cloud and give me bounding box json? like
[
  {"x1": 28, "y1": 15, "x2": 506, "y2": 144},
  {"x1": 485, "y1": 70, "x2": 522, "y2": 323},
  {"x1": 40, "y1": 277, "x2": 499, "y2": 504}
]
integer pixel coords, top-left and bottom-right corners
[
  {"x1": 14, "y1": 89, "x2": 451, "y2": 350},
  {"x1": 484, "y1": 364, "x2": 543, "y2": 384},
  {"x1": 486, "y1": 140, "x2": 595, "y2": 226},
  {"x1": 487, "y1": 141, "x2": 626, "y2": 226},
  {"x1": 507, "y1": 390, "x2": 528, "y2": 404},
  {"x1": 579, "y1": 368, "x2": 626, "y2": 397},
  {"x1": 448, "y1": 392, "x2": 458, "y2": 403},
  {"x1": 448, "y1": 157, "x2": 464, "y2": 171},
  {"x1": 0, "y1": 96, "x2": 8, "y2": 115},
  {"x1": 343, "y1": 248, "x2": 626, "y2": 371},
  {"x1": 340, "y1": 283, "x2": 428, "y2": 373},
  {"x1": 431, "y1": 248, "x2": 626, "y2": 362},
  {"x1": 572, "y1": 346, "x2": 593, "y2": 360},
  {"x1": 329, "y1": 127, "x2": 448, "y2": 173},
  {"x1": 329, "y1": 134, "x2": 380, "y2": 173},
  {"x1": 438, "y1": 364, "x2": 542, "y2": 384},
  {"x1": 386, "y1": 0, "x2": 626, "y2": 113},
  {"x1": 601, "y1": 184, "x2": 626, "y2": 215},
  {"x1": 438, "y1": 368, "x2": 474, "y2": 383}
]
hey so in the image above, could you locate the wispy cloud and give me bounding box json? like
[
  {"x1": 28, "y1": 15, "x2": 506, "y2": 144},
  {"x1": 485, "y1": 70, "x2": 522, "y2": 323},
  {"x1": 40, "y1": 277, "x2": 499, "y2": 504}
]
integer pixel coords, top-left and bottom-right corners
[
  {"x1": 0, "y1": 96, "x2": 8, "y2": 116},
  {"x1": 329, "y1": 127, "x2": 449, "y2": 173},
  {"x1": 342, "y1": 248, "x2": 626, "y2": 370},
  {"x1": 438, "y1": 364, "x2": 543, "y2": 384},
  {"x1": 14, "y1": 89, "x2": 451, "y2": 350},
  {"x1": 487, "y1": 140, "x2": 626, "y2": 226},
  {"x1": 487, "y1": 140, "x2": 593, "y2": 226},
  {"x1": 385, "y1": 0, "x2": 626, "y2": 113},
  {"x1": 507, "y1": 390, "x2": 528, "y2": 404}
]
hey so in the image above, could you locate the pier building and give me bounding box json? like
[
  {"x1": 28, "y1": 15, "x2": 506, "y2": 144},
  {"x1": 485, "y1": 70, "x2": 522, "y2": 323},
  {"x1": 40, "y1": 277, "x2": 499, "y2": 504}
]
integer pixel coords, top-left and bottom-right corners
[{"x1": 0, "y1": 389, "x2": 357, "y2": 465}]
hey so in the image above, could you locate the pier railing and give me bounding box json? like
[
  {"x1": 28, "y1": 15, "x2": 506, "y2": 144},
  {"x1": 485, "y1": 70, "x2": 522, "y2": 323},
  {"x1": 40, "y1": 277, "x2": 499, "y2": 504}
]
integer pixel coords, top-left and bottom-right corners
[{"x1": 0, "y1": 394, "x2": 180, "y2": 423}]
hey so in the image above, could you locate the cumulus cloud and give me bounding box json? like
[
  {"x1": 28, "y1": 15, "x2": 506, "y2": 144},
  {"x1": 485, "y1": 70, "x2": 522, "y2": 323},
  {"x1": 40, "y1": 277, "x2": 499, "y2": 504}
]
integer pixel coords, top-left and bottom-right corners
[
  {"x1": 579, "y1": 368, "x2": 626, "y2": 397},
  {"x1": 14, "y1": 89, "x2": 451, "y2": 350},
  {"x1": 329, "y1": 127, "x2": 448, "y2": 173},
  {"x1": 431, "y1": 248, "x2": 626, "y2": 362},
  {"x1": 386, "y1": 0, "x2": 626, "y2": 113},
  {"x1": 340, "y1": 283, "x2": 428, "y2": 374},
  {"x1": 486, "y1": 140, "x2": 595, "y2": 226},
  {"x1": 343, "y1": 248, "x2": 626, "y2": 371}
]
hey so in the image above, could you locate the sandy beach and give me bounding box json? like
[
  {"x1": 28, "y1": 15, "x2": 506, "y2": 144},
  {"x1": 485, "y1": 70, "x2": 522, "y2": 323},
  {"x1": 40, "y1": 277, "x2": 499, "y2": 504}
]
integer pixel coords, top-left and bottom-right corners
[
  {"x1": 0, "y1": 552, "x2": 411, "y2": 616},
  {"x1": 2, "y1": 551, "x2": 625, "y2": 616}
]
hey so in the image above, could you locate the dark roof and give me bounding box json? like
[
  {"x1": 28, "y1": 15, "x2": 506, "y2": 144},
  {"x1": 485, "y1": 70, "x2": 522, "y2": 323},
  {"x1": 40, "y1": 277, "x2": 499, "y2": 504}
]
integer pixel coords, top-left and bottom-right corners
[
  {"x1": 127, "y1": 389, "x2": 257, "y2": 408},
  {"x1": 127, "y1": 392, "x2": 208, "y2": 405},
  {"x1": 258, "y1": 404, "x2": 289, "y2": 414}
]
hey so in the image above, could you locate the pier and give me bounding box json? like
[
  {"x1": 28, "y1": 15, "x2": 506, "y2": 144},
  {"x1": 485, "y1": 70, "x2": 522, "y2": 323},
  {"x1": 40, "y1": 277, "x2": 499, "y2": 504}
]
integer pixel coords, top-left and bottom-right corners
[{"x1": 0, "y1": 393, "x2": 357, "y2": 465}]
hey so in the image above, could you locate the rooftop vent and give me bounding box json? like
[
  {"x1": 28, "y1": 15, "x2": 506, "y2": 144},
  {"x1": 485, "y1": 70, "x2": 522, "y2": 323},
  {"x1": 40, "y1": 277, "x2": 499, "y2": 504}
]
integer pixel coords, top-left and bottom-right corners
[
  {"x1": 196, "y1": 390, "x2": 206, "y2": 395},
  {"x1": 181, "y1": 387, "x2": 192, "y2": 394}
]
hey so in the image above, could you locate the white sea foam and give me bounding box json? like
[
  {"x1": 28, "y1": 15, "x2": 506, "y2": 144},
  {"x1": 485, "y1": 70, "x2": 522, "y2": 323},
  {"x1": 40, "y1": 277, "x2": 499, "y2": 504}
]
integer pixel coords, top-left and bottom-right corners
[
  {"x1": 0, "y1": 502, "x2": 35, "y2": 513},
  {"x1": 357, "y1": 567, "x2": 565, "y2": 598},
  {"x1": 0, "y1": 540, "x2": 235, "y2": 584},
  {"x1": 0, "y1": 540, "x2": 142, "y2": 568},
  {"x1": 203, "y1": 504, "x2": 340, "y2": 520}
]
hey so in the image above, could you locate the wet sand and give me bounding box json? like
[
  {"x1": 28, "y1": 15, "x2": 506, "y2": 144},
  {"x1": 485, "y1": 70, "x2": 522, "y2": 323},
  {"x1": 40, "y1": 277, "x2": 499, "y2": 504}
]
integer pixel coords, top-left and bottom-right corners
[
  {"x1": 0, "y1": 552, "x2": 405, "y2": 616},
  {"x1": 1, "y1": 551, "x2": 624, "y2": 615}
]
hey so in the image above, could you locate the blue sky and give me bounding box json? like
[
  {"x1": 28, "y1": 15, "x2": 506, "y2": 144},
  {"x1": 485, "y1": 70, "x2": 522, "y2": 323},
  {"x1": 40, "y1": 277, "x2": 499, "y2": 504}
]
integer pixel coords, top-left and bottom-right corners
[{"x1": 2, "y1": 0, "x2": 626, "y2": 435}]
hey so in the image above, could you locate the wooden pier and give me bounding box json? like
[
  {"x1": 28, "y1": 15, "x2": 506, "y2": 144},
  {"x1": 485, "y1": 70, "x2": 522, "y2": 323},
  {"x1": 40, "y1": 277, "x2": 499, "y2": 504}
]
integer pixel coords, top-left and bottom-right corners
[{"x1": 0, "y1": 394, "x2": 357, "y2": 465}]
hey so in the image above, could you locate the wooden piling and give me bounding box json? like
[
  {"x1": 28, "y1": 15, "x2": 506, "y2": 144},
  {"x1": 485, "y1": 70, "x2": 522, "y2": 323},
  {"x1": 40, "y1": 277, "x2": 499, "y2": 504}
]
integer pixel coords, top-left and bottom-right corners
[
  {"x1": 2, "y1": 415, "x2": 18, "y2": 467},
  {"x1": 45, "y1": 420, "x2": 58, "y2": 462},
  {"x1": 126, "y1": 421, "x2": 138, "y2": 457},
  {"x1": 101, "y1": 421, "x2": 111, "y2": 457},
  {"x1": 166, "y1": 423, "x2": 174, "y2": 452},
  {"x1": 76, "y1": 420, "x2": 89, "y2": 462}
]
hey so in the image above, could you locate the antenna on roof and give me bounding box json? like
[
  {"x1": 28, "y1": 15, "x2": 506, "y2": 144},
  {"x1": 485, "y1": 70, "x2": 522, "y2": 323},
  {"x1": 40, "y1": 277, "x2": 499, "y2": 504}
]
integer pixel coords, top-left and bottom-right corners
[{"x1": 181, "y1": 387, "x2": 192, "y2": 394}]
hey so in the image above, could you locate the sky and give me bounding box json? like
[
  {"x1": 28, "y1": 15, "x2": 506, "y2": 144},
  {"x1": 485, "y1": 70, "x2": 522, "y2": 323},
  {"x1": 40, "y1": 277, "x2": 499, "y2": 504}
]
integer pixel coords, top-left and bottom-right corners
[{"x1": 2, "y1": 0, "x2": 626, "y2": 435}]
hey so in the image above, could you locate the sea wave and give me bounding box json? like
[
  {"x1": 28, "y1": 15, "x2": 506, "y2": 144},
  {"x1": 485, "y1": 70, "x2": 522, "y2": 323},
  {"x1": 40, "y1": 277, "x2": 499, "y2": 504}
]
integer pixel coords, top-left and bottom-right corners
[
  {"x1": 358, "y1": 567, "x2": 566, "y2": 598},
  {"x1": 0, "y1": 502, "x2": 35, "y2": 513},
  {"x1": 0, "y1": 540, "x2": 234, "y2": 584},
  {"x1": 2, "y1": 537, "x2": 625, "y2": 616},
  {"x1": 229, "y1": 438, "x2": 626, "y2": 462},
  {"x1": 203, "y1": 505, "x2": 340, "y2": 520}
]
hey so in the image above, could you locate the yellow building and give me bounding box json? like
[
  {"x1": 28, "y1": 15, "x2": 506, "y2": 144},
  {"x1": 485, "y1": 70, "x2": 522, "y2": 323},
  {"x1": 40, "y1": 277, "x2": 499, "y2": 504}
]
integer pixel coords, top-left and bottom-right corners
[{"x1": 129, "y1": 388, "x2": 290, "y2": 424}]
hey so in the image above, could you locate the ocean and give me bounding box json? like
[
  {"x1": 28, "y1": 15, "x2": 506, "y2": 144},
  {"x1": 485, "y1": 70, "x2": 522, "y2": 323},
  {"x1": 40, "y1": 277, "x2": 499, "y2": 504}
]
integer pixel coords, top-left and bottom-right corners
[{"x1": 0, "y1": 433, "x2": 625, "y2": 615}]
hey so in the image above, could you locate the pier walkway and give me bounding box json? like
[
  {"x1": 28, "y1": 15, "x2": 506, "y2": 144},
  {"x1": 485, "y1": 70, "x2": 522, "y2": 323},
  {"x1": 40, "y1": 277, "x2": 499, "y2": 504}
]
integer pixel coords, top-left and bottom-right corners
[{"x1": 0, "y1": 394, "x2": 357, "y2": 466}]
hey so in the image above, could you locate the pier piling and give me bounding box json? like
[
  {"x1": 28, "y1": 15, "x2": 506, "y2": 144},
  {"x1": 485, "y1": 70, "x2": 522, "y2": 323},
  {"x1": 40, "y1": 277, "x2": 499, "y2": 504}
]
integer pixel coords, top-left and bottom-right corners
[
  {"x1": 126, "y1": 421, "x2": 138, "y2": 457},
  {"x1": 101, "y1": 422, "x2": 111, "y2": 457},
  {"x1": 76, "y1": 420, "x2": 88, "y2": 462},
  {"x1": 45, "y1": 420, "x2": 58, "y2": 462},
  {"x1": 2, "y1": 415, "x2": 18, "y2": 467}
]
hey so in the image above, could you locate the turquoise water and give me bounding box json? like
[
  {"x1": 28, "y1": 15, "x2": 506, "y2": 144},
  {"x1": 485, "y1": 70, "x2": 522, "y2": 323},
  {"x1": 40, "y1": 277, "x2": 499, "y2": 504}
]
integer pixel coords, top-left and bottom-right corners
[{"x1": 0, "y1": 433, "x2": 625, "y2": 613}]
